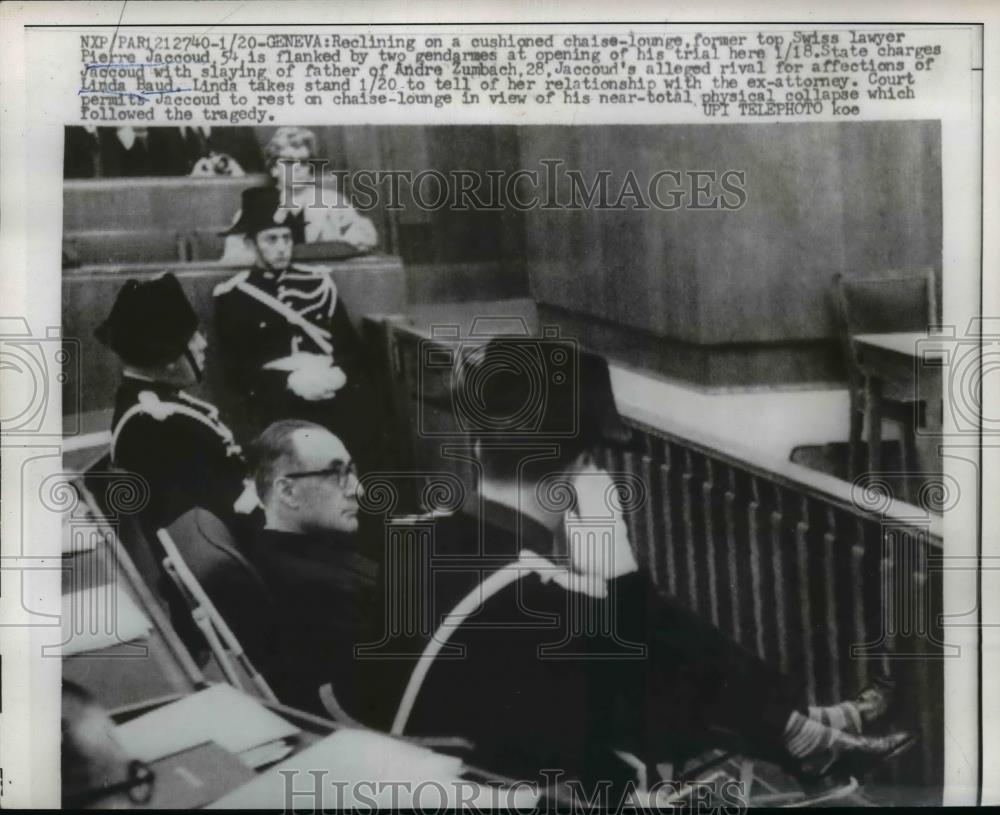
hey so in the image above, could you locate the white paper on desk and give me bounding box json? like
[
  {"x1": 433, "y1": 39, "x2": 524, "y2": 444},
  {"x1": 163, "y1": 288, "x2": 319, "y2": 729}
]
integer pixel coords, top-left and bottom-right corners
[
  {"x1": 115, "y1": 684, "x2": 300, "y2": 763},
  {"x1": 238, "y1": 740, "x2": 296, "y2": 770},
  {"x1": 209, "y1": 728, "x2": 464, "y2": 809},
  {"x1": 61, "y1": 584, "x2": 151, "y2": 655}
]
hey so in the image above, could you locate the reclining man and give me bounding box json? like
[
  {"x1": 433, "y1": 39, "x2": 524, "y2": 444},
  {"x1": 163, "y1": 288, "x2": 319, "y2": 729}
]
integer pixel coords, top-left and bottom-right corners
[{"x1": 367, "y1": 338, "x2": 913, "y2": 801}]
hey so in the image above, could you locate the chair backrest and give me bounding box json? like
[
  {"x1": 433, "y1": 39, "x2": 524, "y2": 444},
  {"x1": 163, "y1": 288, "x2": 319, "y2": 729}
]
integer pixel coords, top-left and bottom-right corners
[
  {"x1": 831, "y1": 269, "x2": 936, "y2": 390},
  {"x1": 161, "y1": 508, "x2": 276, "y2": 673},
  {"x1": 163, "y1": 508, "x2": 270, "y2": 607},
  {"x1": 83, "y1": 457, "x2": 165, "y2": 603}
]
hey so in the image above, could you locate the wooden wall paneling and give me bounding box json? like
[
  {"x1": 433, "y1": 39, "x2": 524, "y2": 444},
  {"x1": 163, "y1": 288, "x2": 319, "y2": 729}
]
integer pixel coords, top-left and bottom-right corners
[
  {"x1": 696, "y1": 123, "x2": 848, "y2": 343},
  {"x1": 522, "y1": 122, "x2": 942, "y2": 351}
]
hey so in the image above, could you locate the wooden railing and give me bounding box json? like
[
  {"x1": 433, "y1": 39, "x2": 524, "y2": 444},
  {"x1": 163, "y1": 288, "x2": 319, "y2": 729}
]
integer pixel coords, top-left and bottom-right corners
[
  {"x1": 600, "y1": 415, "x2": 944, "y2": 794},
  {"x1": 383, "y1": 318, "x2": 945, "y2": 800}
]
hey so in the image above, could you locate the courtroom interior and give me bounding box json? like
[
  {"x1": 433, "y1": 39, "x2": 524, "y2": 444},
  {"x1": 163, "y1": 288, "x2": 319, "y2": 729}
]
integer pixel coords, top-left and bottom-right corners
[{"x1": 59, "y1": 122, "x2": 945, "y2": 808}]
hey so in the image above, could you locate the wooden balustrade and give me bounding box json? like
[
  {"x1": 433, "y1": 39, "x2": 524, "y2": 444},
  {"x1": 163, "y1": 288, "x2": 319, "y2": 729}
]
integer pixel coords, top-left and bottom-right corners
[{"x1": 604, "y1": 413, "x2": 943, "y2": 794}]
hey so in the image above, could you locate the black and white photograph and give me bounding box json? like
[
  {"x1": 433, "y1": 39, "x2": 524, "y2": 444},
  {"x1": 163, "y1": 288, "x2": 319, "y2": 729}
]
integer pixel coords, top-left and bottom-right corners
[
  {"x1": 55, "y1": 118, "x2": 949, "y2": 807},
  {"x1": 0, "y1": 6, "x2": 994, "y2": 811}
]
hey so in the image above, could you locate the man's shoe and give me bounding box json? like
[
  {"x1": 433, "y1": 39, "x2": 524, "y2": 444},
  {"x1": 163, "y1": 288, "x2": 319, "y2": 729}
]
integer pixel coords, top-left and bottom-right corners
[
  {"x1": 792, "y1": 729, "x2": 915, "y2": 782},
  {"x1": 810, "y1": 676, "x2": 897, "y2": 734},
  {"x1": 854, "y1": 676, "x2": 896, "y2": 727}
]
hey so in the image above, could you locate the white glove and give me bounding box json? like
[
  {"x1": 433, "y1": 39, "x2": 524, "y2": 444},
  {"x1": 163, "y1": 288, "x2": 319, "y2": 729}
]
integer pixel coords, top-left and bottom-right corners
[
  {"x1": 286, "y1": 363, "x2": 348, "y2": 401},
  {"x1": 565, "y1": 462, "x2": 639, "y2": 580}
]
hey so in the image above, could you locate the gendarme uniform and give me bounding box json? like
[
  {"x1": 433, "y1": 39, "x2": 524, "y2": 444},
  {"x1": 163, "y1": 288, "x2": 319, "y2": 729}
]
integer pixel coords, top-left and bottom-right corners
[
  {"x1": 110, "y1": 377, "x2": 246, "y2": 530},
  {"x1": 212, "y1": 186, "x2": 388, "y2": 472},
  {"x1": 96, "y1": 273, "x2": 247, "y2": 530}
]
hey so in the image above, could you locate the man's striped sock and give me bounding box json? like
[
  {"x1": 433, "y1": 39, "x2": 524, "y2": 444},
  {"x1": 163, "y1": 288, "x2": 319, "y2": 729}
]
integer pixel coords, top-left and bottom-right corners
[
  {"x1": 808, "y1": 701, "x2": 863, "y2": 734},
  {"x1": 783, "y1": 710, "x2": 839, "y2": 760}
]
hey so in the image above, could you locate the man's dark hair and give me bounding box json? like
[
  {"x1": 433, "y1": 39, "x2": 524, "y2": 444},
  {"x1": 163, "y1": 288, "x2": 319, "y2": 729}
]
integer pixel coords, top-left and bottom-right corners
[{"x1": 248, "y1": 419, "x2": 326, "y2": 502}]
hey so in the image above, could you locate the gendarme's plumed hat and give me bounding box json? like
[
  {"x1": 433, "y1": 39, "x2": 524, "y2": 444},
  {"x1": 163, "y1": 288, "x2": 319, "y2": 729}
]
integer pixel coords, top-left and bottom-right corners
[
  {"x1": 222, "y1": 185, "x2": 306, "y2": 242},
  {"x1": 95, "y1": 273, "x2": 199, "y2": 367}
]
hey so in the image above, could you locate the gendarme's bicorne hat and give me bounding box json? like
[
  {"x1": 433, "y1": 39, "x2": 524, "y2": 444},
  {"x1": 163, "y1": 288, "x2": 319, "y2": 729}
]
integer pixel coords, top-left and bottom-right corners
[
  {"x1": 221, "y1": 185, "x2": 306, "y2": 242},
  {"x1": 454, "y1": 336, "x2": 631, "y2": 448},
  {"x1": 94, "y1": 272, "x2": 199, "y2": 367}
]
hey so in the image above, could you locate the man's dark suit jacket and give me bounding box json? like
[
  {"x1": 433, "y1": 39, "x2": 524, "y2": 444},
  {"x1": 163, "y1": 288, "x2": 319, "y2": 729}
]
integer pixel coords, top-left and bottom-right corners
[{"x1": 247, "y1": 526, "x2": 379, "y2": 716}]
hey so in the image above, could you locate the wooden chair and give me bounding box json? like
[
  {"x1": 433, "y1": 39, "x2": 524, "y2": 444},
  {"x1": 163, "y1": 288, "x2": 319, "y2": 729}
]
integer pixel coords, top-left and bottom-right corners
[
  {"x1": 157, "y1": 511, "x2": 278, "y2": 703},
  {"x1": 831, "y1": 270, "x2": 937, "y2": 493}
]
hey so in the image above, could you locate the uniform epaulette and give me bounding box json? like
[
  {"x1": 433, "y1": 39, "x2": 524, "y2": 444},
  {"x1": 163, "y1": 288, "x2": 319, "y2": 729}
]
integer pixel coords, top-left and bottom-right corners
[
  {"x1": 213, "y1": 270, "x2": 250, "y2": 297},
  {"x1": 136, "y1": 390, "x2": 175, "y2": 421},
  {"x1": 286, "y1": 262, "x2": 331, "y2": 276},
  {"x1": 112, "y1": 389, "x2": 242, "y2": 464}
]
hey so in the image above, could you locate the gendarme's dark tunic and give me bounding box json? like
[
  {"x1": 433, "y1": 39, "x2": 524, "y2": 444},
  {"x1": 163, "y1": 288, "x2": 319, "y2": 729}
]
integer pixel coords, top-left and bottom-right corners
[
  {"x1": 110, "y1": 376, "x2": 246, "y2": 530},
  {"x1": 366, "y1": 498, "x2": 647, "y2": 783},
  {"x1": 369, "y1": 497, "x2": 802, "y2": 787},
  {"x1": 213, "y1": 264, "x2": 388, "y2": 471}
]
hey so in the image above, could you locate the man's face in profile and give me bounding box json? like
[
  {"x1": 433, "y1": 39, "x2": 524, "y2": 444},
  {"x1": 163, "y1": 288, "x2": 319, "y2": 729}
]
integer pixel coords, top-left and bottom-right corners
[
  {"x1": 251, "y1": 226, "x2": 294, "y2": 273},
  {"x1": 287, "y1": 428, "x2": 361, "y2": 534}
]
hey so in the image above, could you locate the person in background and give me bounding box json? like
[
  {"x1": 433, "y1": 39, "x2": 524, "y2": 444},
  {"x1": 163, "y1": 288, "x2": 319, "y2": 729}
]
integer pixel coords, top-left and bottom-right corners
[
  {"x1": 96, "y1": 272, "x2": 252, "y2": 530},
  {"x1": 213, "y1": 186, "x2": 389, "y2": 475},
  {"x1": 93, "y1": 127, "x2": 195, "y2": 177},
  {"x1": 64, "y1": 126, "x2": 106, "y2": 179},
  {"x1": 219, "y1": 126, "x2": 377, "y2": 264},
  {"x1": 181, "y1": 125, "x2": 265, "y2": 177},
  {"x1": 246, "y1": 419, "x2": 378, "y2": 716},
  {"x1": 64, "y1": 126, "x2": 264, "y2": 179}
]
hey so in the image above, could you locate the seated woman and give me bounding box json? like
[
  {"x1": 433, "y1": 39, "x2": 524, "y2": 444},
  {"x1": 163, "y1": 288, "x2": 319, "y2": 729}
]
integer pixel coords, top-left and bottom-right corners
[{"x1": 219, "y1": 126, "x2": 377, "y2": 264}]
